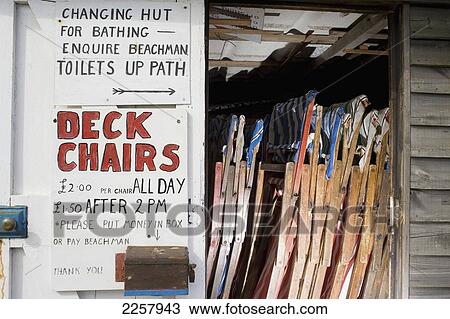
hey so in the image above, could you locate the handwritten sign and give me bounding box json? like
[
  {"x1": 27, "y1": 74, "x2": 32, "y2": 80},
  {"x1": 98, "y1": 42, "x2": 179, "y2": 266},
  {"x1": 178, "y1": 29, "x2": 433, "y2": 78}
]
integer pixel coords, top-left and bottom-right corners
[
  {"x1": 54, "y1": 1, "x2": 191, "y2": 106},
  {"x1": 51, "y1": 108, "x2": 188, "y2": 291}
]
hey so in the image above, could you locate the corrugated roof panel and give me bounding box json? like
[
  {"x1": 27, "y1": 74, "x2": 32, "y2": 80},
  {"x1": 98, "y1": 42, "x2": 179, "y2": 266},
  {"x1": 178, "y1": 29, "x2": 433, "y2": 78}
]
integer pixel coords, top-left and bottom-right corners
[{"x1": 209, "y1": 8, "x2": 362, "y2": 78}]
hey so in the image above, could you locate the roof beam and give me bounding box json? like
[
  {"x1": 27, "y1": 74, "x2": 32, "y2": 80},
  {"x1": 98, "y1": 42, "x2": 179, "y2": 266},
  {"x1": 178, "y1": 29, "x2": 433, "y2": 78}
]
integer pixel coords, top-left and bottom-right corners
[
  {"x1": 209, "y1": 29, "x2": 340, "y2": 44},
  {"x1": 209, "y1": 60, "x2": 276, "y2": 68},
  {"x1": 312, "y1": 13, "x2": 388, "y2": 68},
  {"x1": 330, "y1": 29, "x2": 388, "y2": 40},
  {"x1": 209, "y1": 2, "x2": 392, "y2": 14},
  {"x1": 209, "y1": 28, "x2": 388, "y2": 45},
  {"x1": 343, "y1": 48, "x2": 388, "y2": 56},
  {"x1": 279, "y1": 30, "x2": 314, "y2": 68},
  {"x1": 209, "y1": 18, "x2": 252, "y2": 27}
]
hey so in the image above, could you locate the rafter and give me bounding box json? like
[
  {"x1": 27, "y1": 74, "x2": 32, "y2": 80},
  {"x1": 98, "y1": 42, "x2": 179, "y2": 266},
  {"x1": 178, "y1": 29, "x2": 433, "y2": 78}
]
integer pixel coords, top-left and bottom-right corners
[
  {"x1": 312, "y1": 13, "x2": 388, "y2": 68},
  {"x1": 209, "y1": 18, "x2": 252, "y2": 27}
]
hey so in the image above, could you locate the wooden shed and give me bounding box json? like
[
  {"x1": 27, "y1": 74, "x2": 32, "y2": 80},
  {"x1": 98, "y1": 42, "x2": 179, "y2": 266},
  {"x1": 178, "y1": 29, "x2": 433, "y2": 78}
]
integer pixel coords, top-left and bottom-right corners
[
  {"x1": 0, "y1": 0, "x2": 449, "y2": 299},
  {"x1": 206, "y1": 0, "x2": 450, "y2": 299}
]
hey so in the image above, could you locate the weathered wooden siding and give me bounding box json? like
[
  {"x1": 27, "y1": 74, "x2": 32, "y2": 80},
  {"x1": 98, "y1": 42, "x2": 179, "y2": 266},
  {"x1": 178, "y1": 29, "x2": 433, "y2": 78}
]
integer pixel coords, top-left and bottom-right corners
[{"x1": 409, "y1": 6, "x2": 450, "y2": 299}]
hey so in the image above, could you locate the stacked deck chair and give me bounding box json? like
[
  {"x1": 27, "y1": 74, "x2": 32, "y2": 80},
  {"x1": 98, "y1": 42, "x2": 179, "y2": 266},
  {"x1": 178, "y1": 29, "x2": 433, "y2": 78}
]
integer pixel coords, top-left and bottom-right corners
[
  {"x1": 207, "y1": 93, "x2": 391, "y2": 299},
  {"x1": 207, "y1": 114, "x2": 265, "y2": 298}
]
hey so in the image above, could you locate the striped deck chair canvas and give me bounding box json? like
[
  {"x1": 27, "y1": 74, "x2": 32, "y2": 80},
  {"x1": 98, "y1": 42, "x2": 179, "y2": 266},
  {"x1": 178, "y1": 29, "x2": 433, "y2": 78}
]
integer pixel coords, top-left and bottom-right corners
[
  {"x1": 357, "y1": 109, "x2": 380, "y2": 170},
  {"x1": 321, "y1": 105, "x2": 345, "y2": 180},
  {"x1": 306, "y1": 104, "x2": 323, "y2": 162},
  {"x1": 340, "y1": 94, "x2": 370, "y2": 149},
  {"x1": 374, "y1": 107, "x2": 390, "y2": 154},
  {"x1": 267, "y1": 90, "x2": 319, "y2": 164}
]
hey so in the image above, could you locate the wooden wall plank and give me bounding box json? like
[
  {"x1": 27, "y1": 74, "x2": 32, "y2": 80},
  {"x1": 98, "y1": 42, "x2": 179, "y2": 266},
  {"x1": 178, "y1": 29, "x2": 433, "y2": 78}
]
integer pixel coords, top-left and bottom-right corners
[
  {"x1": 411, "y1": 40, "x2": 450, "y2": 67},
  {"x1": 411, "y1": 190, "x2": 450, "y2": 222},
  {"x1": 410, "y1": 287, "x2": 450, "y2": 298},
  {"x1": 411, "y1": 126, "x2": 450, "y2": 158},
  {"x1": 409, "y1": 5, "x2": 450, "y2": 299},
  {"x1": 410, "y1": 256, "x2": 450, "y2": 288},
  {"x1": 411, "y1": 66, "x2": 450, "y2": 94},
  {"x1": 411, "y1": 93, "x2": 450, "y2": 126},
  {"x1": 411, "y1": 158, "x2": 450, "y2": 190},
  {"x1": 410, "y1": 223, "x2": 450, "y2": 256},
  {"x1": 410, "y1": 7, "x2": 450, "y2": 40}
]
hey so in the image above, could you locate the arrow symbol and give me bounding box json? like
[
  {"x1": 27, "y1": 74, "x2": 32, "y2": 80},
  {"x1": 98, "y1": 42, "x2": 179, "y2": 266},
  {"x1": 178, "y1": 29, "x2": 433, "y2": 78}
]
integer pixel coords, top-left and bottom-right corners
[
  {"x1": 112, "y1": 87, "x2": 176, "y2": 96},
  {"x1": 155, "y1": 229, "x2": 161, "y2": 241}
]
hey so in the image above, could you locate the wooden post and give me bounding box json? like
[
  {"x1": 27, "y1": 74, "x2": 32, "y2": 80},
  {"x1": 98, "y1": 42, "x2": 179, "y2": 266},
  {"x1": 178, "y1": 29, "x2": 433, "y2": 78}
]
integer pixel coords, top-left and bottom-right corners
[
  {"x1": 206, "y1": 162, "x2": 224, "y2": 287},
  {"x1": 291, "y1": 106, "x2": 322, "y2": 299},
  {"x1": 375, "y1": 234, "x2": 392, "y2": 298},
  {"x1": 347, "y1": 165, "x2": 378, "y2": 298},
  {"x1": 322, "y1": 161, "x2": 344, "y2": 266},
  {"x1": 266, "y1": 162, "x2": 295, "y2": 298},
  {"x1": 223, "y1": 162, "x2": 247, "y2": 298},
  {"x1": 211, "y1": 165, "x2": 236, "y2": 298},
  {"x1": 311, "y1": 165, "x2": 327, "y2": 265},
  {"x1": 310, "y1": 168, "x2": 330, "y2": 299},
  {"x1": 311, "y1": 161, "x2": 344, "y2": 298},
  {"x1": 329, "y1": 167, "x2": 362, "y2": 298},
  {"x1": 240, "y1": 164, "x2": 267, "y2": 298},
  {"x1": 361, "y1": 168, "x2": 389, "y2": 298},
  {"x1": 288, "y1": 165, "x2": 311, "y2": 298},
  {"x1": 299, "y1": 165, "x2": 326, "y2": 298}
]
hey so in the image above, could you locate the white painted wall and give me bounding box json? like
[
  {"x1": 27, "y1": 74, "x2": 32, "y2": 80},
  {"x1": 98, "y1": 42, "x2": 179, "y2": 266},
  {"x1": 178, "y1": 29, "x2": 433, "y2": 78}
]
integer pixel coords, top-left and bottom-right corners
[{"x1": 0, "y1": 0, "x2": 205, "y2": 299}]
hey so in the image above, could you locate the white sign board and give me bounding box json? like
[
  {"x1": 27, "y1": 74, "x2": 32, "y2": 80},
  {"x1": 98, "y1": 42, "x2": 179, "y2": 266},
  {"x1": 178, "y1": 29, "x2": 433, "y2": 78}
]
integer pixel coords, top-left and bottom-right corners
[
  {"x1": 54, "y1": 1, "x2": 191, "y2": 106},
  {"x1": 51, "y1": 108, "x2": 188, "y2": 291}
]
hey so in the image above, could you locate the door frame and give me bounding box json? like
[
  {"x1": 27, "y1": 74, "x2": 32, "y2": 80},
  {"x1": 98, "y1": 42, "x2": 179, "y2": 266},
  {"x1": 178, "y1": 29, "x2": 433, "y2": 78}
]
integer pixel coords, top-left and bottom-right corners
[
  {"x1": 388, "y1": 4, "x2": 410, "y2": 299},
  {"x1": 206, "y1": 0, "x2": 410, "y2": 298},
  {"x1": 0, "y1": 0, "x2": 16, "y2": 300}
]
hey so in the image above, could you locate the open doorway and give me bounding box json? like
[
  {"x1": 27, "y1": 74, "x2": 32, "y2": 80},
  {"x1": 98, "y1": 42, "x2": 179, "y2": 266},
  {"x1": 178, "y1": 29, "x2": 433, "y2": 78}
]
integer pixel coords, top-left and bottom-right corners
[{"x1": 205, "y1": 3, "x2": 392, "y2": 299}]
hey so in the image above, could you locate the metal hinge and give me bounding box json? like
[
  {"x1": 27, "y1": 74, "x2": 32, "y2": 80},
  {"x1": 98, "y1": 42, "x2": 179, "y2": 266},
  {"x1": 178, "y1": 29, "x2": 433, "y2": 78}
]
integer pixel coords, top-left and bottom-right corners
[
  {"x1": 188, "y1": 263, "x2": 196, "y2": 283},
  {"x1": 389, "y1": 196, "x2": 401, "y2": 233}
]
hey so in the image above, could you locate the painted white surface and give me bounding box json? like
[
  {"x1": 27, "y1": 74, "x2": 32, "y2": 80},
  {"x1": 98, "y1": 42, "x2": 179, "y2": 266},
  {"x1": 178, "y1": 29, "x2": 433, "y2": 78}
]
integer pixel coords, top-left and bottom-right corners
[
  {"x1": 3, "y1": 0, "x2": 205, "y2": 299},
  {"x1": 0, "y1": 0, "x2": 15, "y2": 300},
  {"x1": 10, "y1": 195, "x2": 78, "y2": 298},
  {"x1": 54, "y1": 1, "x2": 191, "y2": 106}
]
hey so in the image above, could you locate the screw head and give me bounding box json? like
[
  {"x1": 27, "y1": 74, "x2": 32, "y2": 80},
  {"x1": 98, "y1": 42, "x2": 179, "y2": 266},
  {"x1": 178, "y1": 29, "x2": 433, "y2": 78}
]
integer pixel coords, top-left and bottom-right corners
[{"x1": 2, "y1": 218, "x2": 16, "y2": 232}]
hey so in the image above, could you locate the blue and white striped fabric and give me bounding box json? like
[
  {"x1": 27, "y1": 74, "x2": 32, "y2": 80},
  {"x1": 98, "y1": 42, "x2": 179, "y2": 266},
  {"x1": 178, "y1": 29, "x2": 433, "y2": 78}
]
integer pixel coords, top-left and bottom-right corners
[
  {"x1": 341, "y1": 95, "x2": 370, "y2": 147},
  {"x1": 357, "y1": 110, "x2": 380, "y2": 170},
  {"x1": 293, "y1": 90, "x2": 319, "y2": 163},
  {"x1": 267, "y1": 90, "x2": 318, "y2": 163},
  {"x1": 306, "y1": 105, "x2": 323, "y2": 157},
  {"x1": 217, "y1": 254, "x2": 231, "y2": 298},
  {"x1": 267, "y1": 97, "x2": 304, "y2": 163},
  {"x1": 209, "y1": 114, "x2": 232, "y2": 154},
  {"x1": 374, "y1": 107, "x2": 390, "y2": 154},
  {"x1": 321, "y1": 105, "x2": 345, "y2": 179},
  {"x1": 222, "y1": 115, "x2": 238, "y2": 158},
  {"x1": 246, "y1": 119, "x2": 265, "y2": 169}
]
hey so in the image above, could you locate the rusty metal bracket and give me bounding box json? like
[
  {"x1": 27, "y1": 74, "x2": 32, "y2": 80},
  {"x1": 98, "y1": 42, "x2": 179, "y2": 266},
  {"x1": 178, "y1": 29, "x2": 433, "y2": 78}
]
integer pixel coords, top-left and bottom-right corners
[
  {"x1": 0, "y1": 206, "x2": 28, "y2": 239},
  {"x1": 189, "y1": 263, "x2": 196, "y2": 283}
]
